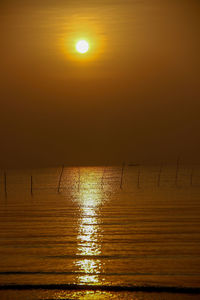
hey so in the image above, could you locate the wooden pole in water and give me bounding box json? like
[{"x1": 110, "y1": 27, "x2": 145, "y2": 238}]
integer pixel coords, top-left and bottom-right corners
[
  {"x1": 175, "y1": 157, "x2": 180, "y2": 186},
  {"x1": 120, "y1": 162, "x2": 125, "y2": 189},
  {"x1": 190, "y1": 168, "x2": 194, "y2": 187},
  {"x1": 101, "y1": 168, "x2": 104, "y2": 189},
  {"x1": 30, "y1": 175, "x2": 33, "y2": 196},
  {"x1": 137, "y1": 166, "x2": 140, "y2": 189},
  {"x1": 4, "y1": 171, "x2": 7, "y2": 197},
  {"x1": 101, "y1": 166, "x2": 106, "y2": 190},
  {"x1": 78, "y1": 168, "x2": 80, "y2": 192},
  {"x1": 157, "y1": 163, "x2": 163, "y2": 187},
  {"x1": 57, "y1": 165, "x2": 64, "y2": 193}
]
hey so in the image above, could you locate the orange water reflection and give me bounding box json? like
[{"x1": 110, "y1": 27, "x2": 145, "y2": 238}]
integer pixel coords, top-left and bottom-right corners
[{"x1": 75, "y1": 168, "x2": 104, "y2": 285}]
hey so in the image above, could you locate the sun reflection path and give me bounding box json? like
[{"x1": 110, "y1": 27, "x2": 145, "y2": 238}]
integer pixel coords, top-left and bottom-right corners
[{"x1": 75, "y1": 168, "x2": 105, "y2": 285}]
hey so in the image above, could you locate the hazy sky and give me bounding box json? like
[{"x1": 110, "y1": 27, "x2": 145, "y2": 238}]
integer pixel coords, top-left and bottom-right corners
[{"x1": 0, "y1": 0, "x2": 200, "y2": 167}]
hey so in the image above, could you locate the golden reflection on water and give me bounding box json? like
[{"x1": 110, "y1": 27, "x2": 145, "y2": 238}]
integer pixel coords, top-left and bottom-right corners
[{"x1": 75, "y1": 168, "x2": 104, "y2": 285}]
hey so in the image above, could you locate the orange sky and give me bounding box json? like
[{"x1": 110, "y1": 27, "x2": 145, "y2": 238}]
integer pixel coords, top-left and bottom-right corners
[{"x1": 0, "y1": 0, "x2": 200, "y2": 167}]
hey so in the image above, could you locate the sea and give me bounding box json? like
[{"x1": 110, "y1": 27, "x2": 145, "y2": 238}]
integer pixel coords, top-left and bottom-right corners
[{"x1": 0, "y1": 165, "x2": 200, "y2": 299}]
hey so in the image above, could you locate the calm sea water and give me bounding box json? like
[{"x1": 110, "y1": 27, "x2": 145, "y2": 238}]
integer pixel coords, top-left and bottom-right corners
[{"x1": 0, "y1": 165, "x2": 200, "y2": 299}]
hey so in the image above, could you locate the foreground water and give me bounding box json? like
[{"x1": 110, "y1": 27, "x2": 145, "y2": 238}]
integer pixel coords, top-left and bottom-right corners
[{"x1": 0, "y1": 165, "x2": 200, "y2": 299}]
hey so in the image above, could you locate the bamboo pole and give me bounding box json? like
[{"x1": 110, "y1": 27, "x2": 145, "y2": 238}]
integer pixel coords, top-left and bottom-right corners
[
  {"x1": 120, "y1": 162, "x2": 125, "y2": 189},
  {"x1": 30, "y1": 175, "x2": 33, "y2": 196},
  {"x1": 157, "y1": 163, "x2": 163, "y2": 187},
  {"x1": 78, "y1": 168, "x2": 80, "y2": 192},
  {"x1": 4, "y1": 171, "x2": 7, "y2": 197},
  {"x1": 57, "y1": 165, "x2": 64, "y2": 193},
  {"x1": 101, "y1": 165, "x2": 107, "y2": 190},
  {"x1": 137, "y1": 166, "x2": 140, "y2": 189},
  {"x1": 190, "y1": 168, "x2": 194, "y2": 187},
  {"x1": 175, "y1": 157, "x2": 180, "y2": 186}
]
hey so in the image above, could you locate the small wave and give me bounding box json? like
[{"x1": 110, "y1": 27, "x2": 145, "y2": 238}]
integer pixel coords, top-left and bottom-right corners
[
  {"x1": 0, "y1": 271, "x2": 199, "y2": 276},
  {"x1": 0, "y1": 284, "x2": 199, "y2": 294}
]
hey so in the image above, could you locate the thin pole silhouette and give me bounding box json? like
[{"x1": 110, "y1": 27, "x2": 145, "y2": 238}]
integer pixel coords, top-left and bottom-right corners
[
  {"x1": 30, "y1": 175, "x2": 33, "y2": 196},
  {"x1": 190, "y1": 168, "x2": 194, "y2": 187},
  {"x1": 157, "y1": 163, "x2": 163, "y2": 187},
  {"x1": 137, "y1": 166, "x2": 140, "y2": 189},
  {"x1": 57, "y1": 165, "x2": 64, "y2": 193},
  {"x1": 101, "y1": 164, "x2": 107, "y2": 190},
  {"x1": 175, "y1": 157, "x2": 180, "y2": 186},
  {"x1": 4, "y1": 172, "x2": 7, "y2": 197},
  {"x1": 120, "y1": 162, "x2": 125, "y2": 189},
  {"x1": 78, "y1": 168, "x2": 80, "y2": 192}
]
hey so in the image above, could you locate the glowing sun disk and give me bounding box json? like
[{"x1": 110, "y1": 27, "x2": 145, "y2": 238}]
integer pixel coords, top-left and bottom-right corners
[{"x1": 76, "y1": 40, "x2": 89, "y2": 54}]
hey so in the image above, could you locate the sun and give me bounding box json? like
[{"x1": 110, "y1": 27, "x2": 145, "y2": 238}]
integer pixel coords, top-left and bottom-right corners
[{"x1": 76, "y1": 40, "x2": 89, "y2": 54}]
